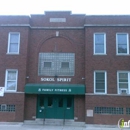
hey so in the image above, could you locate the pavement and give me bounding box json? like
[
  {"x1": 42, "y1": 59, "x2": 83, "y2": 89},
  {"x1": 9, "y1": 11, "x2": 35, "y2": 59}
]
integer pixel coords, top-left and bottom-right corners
[{"x1": 0, "y1": 123, "x2": 123, "y2": 130}]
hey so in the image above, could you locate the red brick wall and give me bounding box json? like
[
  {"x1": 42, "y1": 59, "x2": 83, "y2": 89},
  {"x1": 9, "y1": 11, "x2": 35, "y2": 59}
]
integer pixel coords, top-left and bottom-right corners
[
  {"x1": 25, "y1": 28, "x2": 85, "y2": 121},
  {"x1": 24, "y1": 95, "x2": 37, "y2": 120},
  {"x1": 31, "y1": 11, "x2": 85, "y2": 27},
  {"x1": 85, "y1": 26, "x2": 130, "y2": 124},
  {"x1": 0, "y1": 26, "x2": 30, "y2": 91},
  {"x1": 85, "y1": 27, "x2": 130, "y2": 94},
  {"x1": 85, "y1": 15, "x2": 130, "y2": 24},
  {"x1": 0, "y1": 93, "x2": 24, "y2": 122},
  {"x1": 27, "y1": 29, "x2": 85, "y2": 85},
  {"x1": 0, "y1": 25, "x2": 29, "y2": 121},
  {"x1": 86, "y1": 95, "x2": 130, "y2": 124},
  {"x1": 0, "y1": 16, "x2": 29, "y2": 24},
  {"x1": 74, "y1": 96, "x2": 85, "y2": 122},
  {"x1": 0, "y1": 112, "x2": 15, "y2": 122},
  {"x1": 1, "y1": 12, "x2": 130, "y2": 124}
]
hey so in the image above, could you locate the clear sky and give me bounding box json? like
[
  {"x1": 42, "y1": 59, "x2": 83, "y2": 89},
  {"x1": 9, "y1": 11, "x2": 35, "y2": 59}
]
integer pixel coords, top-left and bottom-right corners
[{"x1": 0, "y1": 0, "x2": 130, "y2": 15}]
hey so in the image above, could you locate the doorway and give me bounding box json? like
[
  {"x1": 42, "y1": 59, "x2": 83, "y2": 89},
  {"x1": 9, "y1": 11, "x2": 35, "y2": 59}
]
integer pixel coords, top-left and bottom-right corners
[{"x1": 37, "y1": 95, "x2": 74, "y2": 119}]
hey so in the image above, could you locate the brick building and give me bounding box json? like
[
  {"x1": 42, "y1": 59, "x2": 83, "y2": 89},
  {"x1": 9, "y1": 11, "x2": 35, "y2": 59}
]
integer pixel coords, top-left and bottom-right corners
[{"x1": 0, "y1": 11, "x2": 130, "y2": 125}]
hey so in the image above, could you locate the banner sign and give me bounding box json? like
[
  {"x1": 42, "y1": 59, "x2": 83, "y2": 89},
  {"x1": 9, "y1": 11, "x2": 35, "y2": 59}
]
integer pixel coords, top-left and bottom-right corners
[{"x1": 0, "y1": 87, "x2": 4, "y2": 97}]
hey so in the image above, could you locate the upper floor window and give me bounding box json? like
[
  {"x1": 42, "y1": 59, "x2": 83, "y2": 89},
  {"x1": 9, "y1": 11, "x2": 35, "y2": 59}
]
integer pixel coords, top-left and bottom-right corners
[
  {"x1": 44, "y1": 62, "x2": 52, "y2": 68},
  {"x1": 117, "y1": 71, "x2": 130, "y2": 94},
  {"x1": 61, "y1": 62, "x2": 69, "y2": 68},
  {"x1": 116, "y1": 33, "x2": 129, "y2": 55},
  {"x1": 7, "y1": 33, "x2": 20, "y2": 54},
  {"x1": 38, "y1": 53, "x2": 75, "y2": 76},
  {"x1": 94, "y1": 71, "x2": 107, "y2": 94},
  {"x1": 94, "y1": 33, "x2": 106, "y2": 54},
  {"x1": 5, "y1": 69, "x2": 18, "y2": 92}
]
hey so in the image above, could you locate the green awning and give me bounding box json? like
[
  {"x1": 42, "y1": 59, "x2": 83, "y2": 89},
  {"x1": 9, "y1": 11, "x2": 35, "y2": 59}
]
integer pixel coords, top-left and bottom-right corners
[{"x1": 25, "y1": 84, "x2": 85, "y2": 95}]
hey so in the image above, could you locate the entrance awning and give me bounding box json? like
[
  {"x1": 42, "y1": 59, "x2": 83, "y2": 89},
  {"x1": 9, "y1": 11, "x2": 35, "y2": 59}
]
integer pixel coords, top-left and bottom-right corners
[{"x1": 25, "y1": 84, "x2": 85, "y2": 95}]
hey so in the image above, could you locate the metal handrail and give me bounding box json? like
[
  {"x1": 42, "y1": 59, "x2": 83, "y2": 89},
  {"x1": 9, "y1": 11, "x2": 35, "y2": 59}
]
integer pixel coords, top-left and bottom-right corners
[
  {"x1": 43, "y1": 108, "x2": 45, "y2": 125},
  {"x1": 63, "y1": 109, "x2": 66, "y2": 125}
]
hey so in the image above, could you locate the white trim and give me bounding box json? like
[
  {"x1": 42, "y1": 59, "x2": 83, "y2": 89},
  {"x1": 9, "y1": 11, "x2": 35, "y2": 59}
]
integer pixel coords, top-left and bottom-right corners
[
  {"x1": 1, "y1": 24, "x2": 30, "y2": 27},
  {"x1": 85, "y1": 93, "x2": 130, "y2": 96},
  {"x1": 2, "y1": 24, "x2": 130, "y2": 28},
  {"x1": 117, "y1": 71, "x2": 130, "y2": 94},
  {"x1": 5, "y1": 69, "x2": 18, "y2": 92},
  {"x1": 116, "y1": 33, "x2": 129, "y2": 55},
  {"x1": 93, "y1": 33, "x2": 106, "y2": 55},
  {"x1": 84, "y1": 24, "x2": 130, "y2": 27},
  {"x1": 94, "y1": 71, "x2": 107, "y2": 94},
  {"x1": 4, "y1": 92, "x2": 24, "y2": 94},
  {"x1": 7, "y1": 32, "x2": 20, "y2": 54},
  {"x1": 0, "y1": 24, "x2": 84, "y2": 29}
]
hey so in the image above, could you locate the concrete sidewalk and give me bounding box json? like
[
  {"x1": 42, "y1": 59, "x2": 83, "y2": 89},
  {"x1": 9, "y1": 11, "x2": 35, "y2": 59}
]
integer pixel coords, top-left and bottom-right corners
[{"x1": 0, "y1": 123, "x2": 121, "y2": 130}]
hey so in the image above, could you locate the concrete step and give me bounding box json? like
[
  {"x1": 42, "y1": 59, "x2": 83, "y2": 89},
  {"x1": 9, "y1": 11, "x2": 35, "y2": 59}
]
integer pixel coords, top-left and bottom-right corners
[
  {"x1": 44, "y1": 119, "x2": 64, "y2": 125},
  {"x1": 24, "y1": 120, "x2": 38, "y2": 125},
  {"x1": 24, "y1": 119, "x2": 85, "y2": 126}
]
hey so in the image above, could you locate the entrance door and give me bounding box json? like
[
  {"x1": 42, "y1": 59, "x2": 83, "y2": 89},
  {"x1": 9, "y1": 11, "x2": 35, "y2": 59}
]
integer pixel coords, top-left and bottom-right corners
[{"x1": 37, "y1": 95, "x2": 74, "y2": 119}]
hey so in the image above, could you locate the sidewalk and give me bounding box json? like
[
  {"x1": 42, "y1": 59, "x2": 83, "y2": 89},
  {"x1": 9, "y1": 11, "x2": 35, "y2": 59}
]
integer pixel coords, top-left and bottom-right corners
[{"x1": 0, "y1": 123, "x2": 121, "y2": 130}]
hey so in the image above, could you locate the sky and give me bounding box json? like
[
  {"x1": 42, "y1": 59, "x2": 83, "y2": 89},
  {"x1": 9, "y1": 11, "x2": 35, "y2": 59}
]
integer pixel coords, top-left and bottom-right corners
[{"x1": 0, "y1": 0, "x2": 130, "y2": 15}]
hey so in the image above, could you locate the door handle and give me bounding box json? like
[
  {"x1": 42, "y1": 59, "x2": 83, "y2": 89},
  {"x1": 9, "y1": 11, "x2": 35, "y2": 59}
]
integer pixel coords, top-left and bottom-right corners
[{"x1": 39, "y1": 110, "x2": 42, "y2": 112}]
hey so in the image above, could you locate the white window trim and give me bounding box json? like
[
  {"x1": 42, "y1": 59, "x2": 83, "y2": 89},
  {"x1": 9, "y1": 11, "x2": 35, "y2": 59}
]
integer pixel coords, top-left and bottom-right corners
[
  {"x1": 116, "y1": 33, "x2": 129, "y2": 55},
  {"x1": 5, "y1": 69, "x2": 18, "y2": 92},
  {"x1": 117, "y1": 71, "x2": 130, "y2": 94},
  {"x1": 7, "y1": 32, "x2": 20, "y2": 54},
  {"x1": 94, "y1": 71, "x2": 107, "y2": 94},
  {"x1": 94, "y1": 33, "x2": 106, "y2": 55}
]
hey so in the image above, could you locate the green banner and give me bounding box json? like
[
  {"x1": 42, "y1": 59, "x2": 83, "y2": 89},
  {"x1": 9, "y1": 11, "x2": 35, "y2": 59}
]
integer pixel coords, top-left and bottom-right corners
[{"x1": 25, "y1": 84, "x2": 85, "y2": 95}]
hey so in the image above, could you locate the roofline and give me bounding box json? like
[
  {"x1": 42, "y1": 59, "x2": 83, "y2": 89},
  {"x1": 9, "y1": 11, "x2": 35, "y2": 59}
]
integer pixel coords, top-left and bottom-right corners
[
  {"x1": 1, "y1": 24, "x2": 130, "y2": 28},
  {"x1": 85, "y1": 15, "x2": 130, "y2": 16},
  {"x1": 0, "y1": 15, "x2": 29, "y2": 17},
  {"x1": 30, "y1": 11, "x2": 85, "y2": 16},
  {"x1": 45, "y1": 11, "x2": 72, "y2": 13},
  {"x1": 84, "y1": 24, "x2": 130, "y2": 27}
]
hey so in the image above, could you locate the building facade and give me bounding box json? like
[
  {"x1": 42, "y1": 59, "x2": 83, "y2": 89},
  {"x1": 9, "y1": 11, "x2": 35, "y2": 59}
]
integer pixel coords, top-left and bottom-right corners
[{"x1": 0, "y1": 11, "x2": 130, "y2": 125}]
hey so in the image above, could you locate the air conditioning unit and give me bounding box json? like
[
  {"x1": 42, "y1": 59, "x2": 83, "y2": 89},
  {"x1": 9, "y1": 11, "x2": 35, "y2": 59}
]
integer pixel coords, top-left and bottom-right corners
[
  {"x1": 1, "y1": 104, "x2": 7, "y2": 111},
  {"x1": 120, "y1": 89, "x2": 128, "y2": 94}
]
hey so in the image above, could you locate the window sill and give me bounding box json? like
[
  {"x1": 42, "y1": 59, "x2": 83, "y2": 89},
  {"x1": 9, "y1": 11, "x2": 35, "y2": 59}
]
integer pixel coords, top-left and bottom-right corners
[
  {"x1": 93, "y1": 54, "x2": 107, "y2": 55},
  {"x1": 6, "y1": 53, "x2": 19, "y2": 55},
  {"x1": 94, "y1": 93, "x2": 107, "y2": 95},
  {"x1": 116, "y1": 54, "x2": 130, "y2": 56},
  {"x1": 4, "y1": 91, "x2": 17, "y2": 93}
]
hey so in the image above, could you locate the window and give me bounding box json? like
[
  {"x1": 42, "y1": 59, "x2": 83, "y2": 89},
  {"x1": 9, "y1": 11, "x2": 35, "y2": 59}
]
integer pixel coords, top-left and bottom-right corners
[
  {"x1": 116, "y1": 33, "x2": 129, "y2": 55},
  {"x1": 126, "y1": 108, "x2": 130, "y2": 115},
  {"x1": 48, "y1": 97, "x2": 53, "y2": 107},
  {"x1": 94, "y1": 33, "x2": 106, "y2": 54},
  {"x1": 117, "y1": 71, "x2": 129, "y2": 94},
  {"x1": 58, "y1": 98, "x2": 63, "y2": 107},
  {"x1": 5, "y1": 70, "x2": 18, "y2": 91},
  {"x1": 94, "y1": 107, "x2": 123, "y2": 115},
  {"x1": 0, "y1": 104, "x2": 15, "y2": 112},
  {"x1": 44, "y1": 62, "x2": 52, "y2": 68},
  {"x1": 61, "y1": 62, "x2": 69, "y2": 68},
  {"x1": 94, "y1": 71, "x2": 107, "y2": 94},
  {"x1": 67, "y1": 97, "x2": 72, "y2": 108},
  {"x1": 7, "y1": 33, "x2": 20, "y2": 54},
  {"x1": 38, "y1": 53, "x2": 75, "y2": 76}
]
